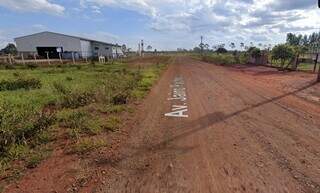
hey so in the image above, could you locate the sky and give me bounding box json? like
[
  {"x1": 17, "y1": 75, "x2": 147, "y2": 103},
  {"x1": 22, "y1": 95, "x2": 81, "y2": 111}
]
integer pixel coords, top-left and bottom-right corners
[{"x1": 0, "y1": 0, "x2": 320, "y2": 51}]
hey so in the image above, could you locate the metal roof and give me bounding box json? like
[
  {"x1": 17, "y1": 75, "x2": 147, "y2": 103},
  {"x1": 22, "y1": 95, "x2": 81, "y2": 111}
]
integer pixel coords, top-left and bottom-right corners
[{"x1": 15, "y1": 31, "x2": 121, "y2": 47}]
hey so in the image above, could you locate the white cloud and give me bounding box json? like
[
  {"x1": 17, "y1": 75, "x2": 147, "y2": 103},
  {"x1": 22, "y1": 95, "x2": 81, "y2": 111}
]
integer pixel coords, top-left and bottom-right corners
[
  {"x1": 80, "y1": 0, "x2": 320, "y2": 49},
  {"x1": 0, "y1": 0, "x2": 65, "y2": 15}
]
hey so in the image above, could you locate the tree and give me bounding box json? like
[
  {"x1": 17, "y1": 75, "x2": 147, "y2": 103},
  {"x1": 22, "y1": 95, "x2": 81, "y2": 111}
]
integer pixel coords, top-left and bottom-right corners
[
  {"x1": 240, "y1": 43, "x2": 245, "y2": 51},
  {"x1": 248, "y1": 47, "x2": 262, "y2": 59},
  {"x1": 1, "y1": 43, "x2": 17, "y2": 55},
  {"x1": 204, "y1": 44, "x2": 210, "y2": 51},
  {"x1": 121, "y1": 44, "x2": 127, "y2": 53},
  {"x1": 271, "y1": 44, "x2": 295, "y2": 69},
  {"x1": 216, "y1": 47, "x2": 228, "y2": 54},
  {"x1": 229, "y1": 42, "x2": 235, "y2": 49},
  {"x1": 286, "y1": 33, "x2": 302, "y2": 46},
  {"x1": 193, "y1": 47, "x2": 201, "y2": 53},
  {"x1": 147, "y1": 45, "x2": 153, "y2": 51},
  {"x1": 199, "y1": 42, "x2": 205, "y2": 55}
]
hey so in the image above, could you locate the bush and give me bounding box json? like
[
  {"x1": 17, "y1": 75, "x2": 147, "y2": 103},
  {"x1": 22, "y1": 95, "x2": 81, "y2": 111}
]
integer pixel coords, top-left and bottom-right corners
[
  {"x1": 0, "y1": 102, "x2": 55, "y2": 157},
  {"x1": 104, "y1": 116, "x2": 121, "y2": 132},
  {"x1": 61, "y1": 91, "x2": 96, "y2": 109},
  {"x1": 101, "y1": 74, "x2": 140, "y2": 105},
  {"x1": 239, "y1": 53, "x2": 249, "y2": 64},
  {"x1": 57, "y1": 110, "x2": 103, "y2": 139},
  {"x1": 248, "y1": 47, "x2": 262, "y2": 58},
  {"x1": 69, "y1": 138, "x2": 106, "y2": 154},
  {"x1": 272, "y1": 44, "x2": 295, "y2": 68},
  {"x1": 53, "y1": 82, "x2": 96, "y2": 108},
  {"x1": 26, "y1": 63, "x2": 38, "y2": 70},
  {"x1": 0, "y1": 78, "x2": 41, "y2": 91},
  {"x1": 202, "y1": 54, "x2": 236, "y2": 65},
  {"x1": 216, "y1": 47, "x2": 228, "y2": 54}
]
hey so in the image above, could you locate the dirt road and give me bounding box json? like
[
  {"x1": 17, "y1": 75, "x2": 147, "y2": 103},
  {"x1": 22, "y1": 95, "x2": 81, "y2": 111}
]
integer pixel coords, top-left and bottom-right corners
[
  {"x1": 92, "y1": 56, "x2": 320, "y2": 193},
  {"x1": 5, "y1": 56, "x2": 320, "y2": 193}
]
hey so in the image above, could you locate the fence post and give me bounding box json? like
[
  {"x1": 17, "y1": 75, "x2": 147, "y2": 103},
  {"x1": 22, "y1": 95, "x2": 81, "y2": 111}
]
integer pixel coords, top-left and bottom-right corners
[
  {"x1": 21, "y1": 53, "x2": 25, "y2": 65},
  {"x1": 34, "y1": 53, "x2": 37, "y2": 63},
  {"x1": 59, "y1": 52, "x2": 63, "y2": 64},
  {"x1": 46, "y1": 52, "x2": 51, "y2": 65},
  {"x1": 72, "y1": 52, "x2": 75, "y2": 64},
  {"x1": 8, "y1": 54, "x2": 12, "y2": 65},
  {"x1": 314, "y1": 53, "x2": 318, "y2": 73}
]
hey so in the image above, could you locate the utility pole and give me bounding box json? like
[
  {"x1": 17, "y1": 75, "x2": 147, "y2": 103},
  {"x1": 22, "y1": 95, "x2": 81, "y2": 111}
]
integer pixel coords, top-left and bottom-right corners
[
  {"x1": 141, "y1": 40, "x2": 144, "y2": 57},
  {"x1": 200, "y1": 36, "x2": 204, "y2": 56}
]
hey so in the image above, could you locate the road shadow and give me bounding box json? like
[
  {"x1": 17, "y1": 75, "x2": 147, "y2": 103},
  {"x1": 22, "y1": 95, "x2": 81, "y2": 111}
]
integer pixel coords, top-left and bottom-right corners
[{"x1": 95, "y1": 81, "x2": 318, "y2": 168}]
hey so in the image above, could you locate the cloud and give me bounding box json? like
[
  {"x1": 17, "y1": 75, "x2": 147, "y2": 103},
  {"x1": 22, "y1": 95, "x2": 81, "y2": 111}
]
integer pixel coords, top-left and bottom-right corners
[
  {"x1": 78, "y1": 0, "x2": 320, "y2": 49},
  {"x1": 0, "y1": 0, "x2": 65, "y2": 15},
  {"x1": 2, "y1": 0, "x2": 319, "y2": 50},
  {"x1": 270, "y1": 0, "x2": 315, "y2": 11}
]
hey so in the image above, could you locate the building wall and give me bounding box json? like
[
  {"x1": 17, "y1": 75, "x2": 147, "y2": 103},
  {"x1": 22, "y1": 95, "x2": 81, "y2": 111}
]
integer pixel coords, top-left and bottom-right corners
[
  {"x1": 80, "y1": 40, "x2": 92, "y2": 58},
  {"x1": 91, "y1": 42, "x2": 113, "y2": 58},
  {"x1": 112, "y1": 46, "x2": 124, "y2": 58},
  {"x1": 15, "y1": 32, "x2": 81, "y2": 53}
]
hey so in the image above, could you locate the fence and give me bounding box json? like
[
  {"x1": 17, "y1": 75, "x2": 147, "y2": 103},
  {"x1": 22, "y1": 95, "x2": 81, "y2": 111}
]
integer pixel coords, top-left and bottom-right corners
[{"x1": 0, "y1": 51, "x2": 125, "y2": 66}]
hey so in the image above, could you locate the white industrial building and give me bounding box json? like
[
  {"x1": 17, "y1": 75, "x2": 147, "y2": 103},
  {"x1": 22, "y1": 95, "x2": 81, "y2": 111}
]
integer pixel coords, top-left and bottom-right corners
[{"x1": 14, "y1": 31, "x2": 124, "y2": 59}]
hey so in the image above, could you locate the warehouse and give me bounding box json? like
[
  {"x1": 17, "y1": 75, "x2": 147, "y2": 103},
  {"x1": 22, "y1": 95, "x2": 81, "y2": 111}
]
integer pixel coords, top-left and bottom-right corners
[{"x1": 14, "y1": 31, "x2": 124, "y2": 59}]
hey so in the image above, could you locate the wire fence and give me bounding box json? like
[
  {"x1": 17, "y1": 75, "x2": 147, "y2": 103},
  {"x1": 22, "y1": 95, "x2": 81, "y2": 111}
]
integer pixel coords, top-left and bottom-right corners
[{"x1": 0, "y1": 51, "x2": 126, "y2": 66}]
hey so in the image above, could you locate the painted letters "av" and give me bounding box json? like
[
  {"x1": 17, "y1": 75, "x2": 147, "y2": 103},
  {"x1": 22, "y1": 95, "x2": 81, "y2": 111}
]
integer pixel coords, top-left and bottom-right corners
[{"x1": 165, "y1": 105, "x2": 188, "y2": 118}]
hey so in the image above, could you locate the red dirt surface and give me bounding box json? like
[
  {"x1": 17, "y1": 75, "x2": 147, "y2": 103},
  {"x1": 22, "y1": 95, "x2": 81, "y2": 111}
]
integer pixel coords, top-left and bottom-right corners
[{"x1": 4, "y1": 56, "x2": 320, "y2": 193}]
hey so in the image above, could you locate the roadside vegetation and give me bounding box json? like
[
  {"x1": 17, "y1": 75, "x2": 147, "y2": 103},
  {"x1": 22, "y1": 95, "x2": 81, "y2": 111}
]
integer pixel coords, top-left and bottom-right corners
[
  {"x1": 0, "y1": 56, "x2": 169, "y2": 185},
  {"x1": 189, "y1": 32, "x2": 320, "y2": 75}
]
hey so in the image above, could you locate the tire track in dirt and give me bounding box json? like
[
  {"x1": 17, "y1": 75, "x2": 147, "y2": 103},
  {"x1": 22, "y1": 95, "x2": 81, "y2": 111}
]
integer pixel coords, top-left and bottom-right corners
[
  {"x1": 94, "y1": 56, "x2": 320, "y2": 193},
  {"x1": 187, "y1": 60, "x2": 320, "y2": 192}
]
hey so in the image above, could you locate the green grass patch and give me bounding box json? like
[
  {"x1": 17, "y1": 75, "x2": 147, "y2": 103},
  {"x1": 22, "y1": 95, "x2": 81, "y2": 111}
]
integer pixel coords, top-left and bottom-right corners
[
  {"x1": 69, "y1": 138, "x2": 107, "y2": 155},
  {"x1": 0, "y1": 78, "x2": 41, "y2": 91},
  {"x1": 104, "y1": 116, "x2": 121, "y2": 132},
  {"x1": 0, "y1": 57, "x2": 169, "y2": 178}
]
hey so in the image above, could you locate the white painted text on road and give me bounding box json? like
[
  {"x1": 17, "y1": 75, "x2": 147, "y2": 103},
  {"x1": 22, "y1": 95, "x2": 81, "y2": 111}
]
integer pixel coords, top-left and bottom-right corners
[{"x1": 165, "y1": 76, "x2": 188, "y2": 118}]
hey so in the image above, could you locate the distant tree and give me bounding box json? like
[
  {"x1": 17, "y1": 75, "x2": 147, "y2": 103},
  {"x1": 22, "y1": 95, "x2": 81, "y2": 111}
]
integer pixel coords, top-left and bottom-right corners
[
  {"x1": 271, "y1": 44, "x2": 295, "y2": 69},
  {"x1": 212, "y1": 45, "x2": 218, "y2": 50},
  {"x1": 147, "y1": 45, "x2": 153, "y2": 51},
  {"x1": 199, "y1": 42, "x2": 205, "y2": 54},
  {"x1": 204, "y1": 44, "x2": 210, "y2": 50},
  {"x1": 216, "y1": 47, "x2": 228, "y2": 54},
  {"x1": 248, "y1": 47, "x2": 262, "y2": 58},
  {"x1": 286, "y1": 33, "x2": 302, "y2": 46},
  {"x1": 1, "y1": 43, "x2": 17, "y2": 55},
  {"x1": 240, "y1": 42, "x2": 245, "y2": 51},
  {"x1": 302, "y1": 35, "x2": 309, "y2": 46},
  {"x1": 229, "y1": 42, "x2": 235, "y2": 49},
  {"x1": 121, "y1": 44, "x2": 127, "y2": 53},
  {"x1": 193, "y1": 47, "x2": 201, "y2": 53}
]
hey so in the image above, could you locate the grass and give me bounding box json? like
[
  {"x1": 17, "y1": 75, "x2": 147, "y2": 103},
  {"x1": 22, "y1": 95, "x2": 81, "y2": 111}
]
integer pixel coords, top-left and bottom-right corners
[
  {"x1": 192, "y1": 53, "x2": 249, "y2": 65},
  {"x1": 69, "y1": 138, "x2": 107, "y2": 155},
  {"x1": 297, "y1": 63, "x2": 318, "y2": 71},
  {"x1": 0, "y1": 57, "x2": 168, "y2": 178},
  {"x1": 104, "y1": 115, "x2": 121, "y2": 132},
  {"x1": 270, "y1": 61, "x2": 318, "y2": 72}
]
